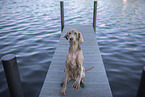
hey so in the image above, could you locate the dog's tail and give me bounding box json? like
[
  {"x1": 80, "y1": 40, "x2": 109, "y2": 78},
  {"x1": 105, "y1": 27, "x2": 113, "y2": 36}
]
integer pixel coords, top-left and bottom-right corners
[{"x1": 85, "y1": 67, "x2": 94, "y2": 71}]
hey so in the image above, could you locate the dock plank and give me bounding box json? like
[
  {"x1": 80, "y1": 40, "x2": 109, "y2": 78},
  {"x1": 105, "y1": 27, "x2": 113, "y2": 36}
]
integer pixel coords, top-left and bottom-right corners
[{"x1": 39, "y1": 25, "x2": 113, "y2": 97}]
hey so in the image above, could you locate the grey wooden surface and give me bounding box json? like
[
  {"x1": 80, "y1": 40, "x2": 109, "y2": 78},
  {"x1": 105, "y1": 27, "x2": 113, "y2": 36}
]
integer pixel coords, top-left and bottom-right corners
[{"x1": 39, "y1": 25, "x2": 113, "y2": 97}]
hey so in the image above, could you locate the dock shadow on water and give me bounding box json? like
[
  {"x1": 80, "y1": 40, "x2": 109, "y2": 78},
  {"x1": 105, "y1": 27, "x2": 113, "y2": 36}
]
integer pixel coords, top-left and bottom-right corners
[{"x1": 0, "y1": 0, "x2": 145, "y2": 97}]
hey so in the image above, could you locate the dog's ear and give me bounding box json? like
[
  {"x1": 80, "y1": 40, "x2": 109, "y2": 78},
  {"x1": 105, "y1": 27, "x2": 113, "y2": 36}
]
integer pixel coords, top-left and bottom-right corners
[
  {"x1": 78, "y1": 32, "x2": 84, "y2": 44},
  {"x1": 64, "y1": 32, "x2": 68, "y2": 40}
]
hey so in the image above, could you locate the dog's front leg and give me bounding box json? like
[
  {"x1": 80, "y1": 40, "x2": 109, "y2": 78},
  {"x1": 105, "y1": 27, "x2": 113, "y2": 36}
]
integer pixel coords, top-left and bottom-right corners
[
  {"x1": 60, "y1": 69, "x2": 68, "y2": 96},
  {"x1": 73, "y1": 65, "x2": 83, "y2": 89}
]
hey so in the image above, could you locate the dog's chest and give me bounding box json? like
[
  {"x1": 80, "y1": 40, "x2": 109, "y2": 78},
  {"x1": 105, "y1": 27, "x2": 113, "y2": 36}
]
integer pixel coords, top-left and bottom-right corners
[
  {"x1": 66, "y1": 53, "x2": 79, "y2": 79},
  {"x1": 67, "y1": 53, "x2": 77, "y2": 66}
]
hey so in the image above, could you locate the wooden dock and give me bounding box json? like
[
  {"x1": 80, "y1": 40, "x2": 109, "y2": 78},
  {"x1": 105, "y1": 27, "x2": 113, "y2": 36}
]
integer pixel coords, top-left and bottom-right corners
[
  {"x1": 39, "y1": 25, "x2": 113, "y2": 97},
  {"x1": 39, "y1": 1, "x2": 112, "y2": 97}
]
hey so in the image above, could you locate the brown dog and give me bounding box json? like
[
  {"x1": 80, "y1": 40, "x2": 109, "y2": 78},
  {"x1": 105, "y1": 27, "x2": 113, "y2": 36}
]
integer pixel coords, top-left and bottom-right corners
[{"x1": 60, "y1": 29, "x2": 85, "y2": 96}]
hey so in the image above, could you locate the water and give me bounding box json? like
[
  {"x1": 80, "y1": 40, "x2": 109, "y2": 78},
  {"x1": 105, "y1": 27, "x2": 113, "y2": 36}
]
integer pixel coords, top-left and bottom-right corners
[{"x1": 0, "y1": 0, "x2": 145, "y2": 97}]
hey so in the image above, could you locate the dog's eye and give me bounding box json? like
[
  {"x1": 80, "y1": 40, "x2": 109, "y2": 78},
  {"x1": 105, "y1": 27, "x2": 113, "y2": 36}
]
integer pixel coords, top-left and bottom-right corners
[
  {"x1": 74, "y1": 32, "x2": 77, "y2": 35},
  {"x1": 69, "y1": 32, "x2": 71, "y2": 34}
]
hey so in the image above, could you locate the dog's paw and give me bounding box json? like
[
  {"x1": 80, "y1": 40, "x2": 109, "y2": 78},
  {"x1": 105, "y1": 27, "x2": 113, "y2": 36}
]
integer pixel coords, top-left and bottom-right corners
[
  {"x1": 80, "y1": 82, "x2": 85, "y2": 88},
  {"x1": 60, "y1": 82, "x2": 64, "y2": 87},
  {"x1": 60, "y1": 91, "x2": 65, "y2": 96},
  {"x1": 73, "y1": 82, "x2": 80, "y2": 89}
]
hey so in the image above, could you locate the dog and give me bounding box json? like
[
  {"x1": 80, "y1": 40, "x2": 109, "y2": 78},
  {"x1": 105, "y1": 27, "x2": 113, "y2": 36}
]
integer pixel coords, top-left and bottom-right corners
[{"x1": 59, "y1": 29, "x2": 86, "y2": 96}]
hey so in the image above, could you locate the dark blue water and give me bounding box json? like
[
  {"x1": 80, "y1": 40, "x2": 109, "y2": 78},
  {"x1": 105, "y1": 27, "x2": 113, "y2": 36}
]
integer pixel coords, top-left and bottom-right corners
[{"x1": 0, "y1": 0, "x2": 145, "y2": 97}]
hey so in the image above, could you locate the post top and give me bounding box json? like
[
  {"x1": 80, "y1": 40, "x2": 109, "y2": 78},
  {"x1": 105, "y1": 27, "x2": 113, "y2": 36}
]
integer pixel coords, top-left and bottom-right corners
[{"x1": 1, "y1": 54, "x2": 16, "y2": 61}]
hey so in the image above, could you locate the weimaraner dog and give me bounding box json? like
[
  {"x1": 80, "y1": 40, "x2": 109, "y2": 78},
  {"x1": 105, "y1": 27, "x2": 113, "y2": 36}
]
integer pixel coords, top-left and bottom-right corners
[{"x1": 60, "y1": 29, "x2": 87, "y2": 96}]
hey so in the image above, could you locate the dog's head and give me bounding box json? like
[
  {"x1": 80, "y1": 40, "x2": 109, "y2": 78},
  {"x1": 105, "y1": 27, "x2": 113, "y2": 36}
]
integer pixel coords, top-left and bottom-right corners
[{"x1": 64, "y1": 29, "x2": 84, "y2": 44}]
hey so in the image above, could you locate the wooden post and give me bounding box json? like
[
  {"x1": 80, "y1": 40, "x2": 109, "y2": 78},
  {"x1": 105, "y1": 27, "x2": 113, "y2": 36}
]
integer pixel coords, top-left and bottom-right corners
[
  {"x1": 1, "y1": 54, "x2": 24, "y2": 97},
  {"x1": 93, "y1": 0, "x2": 97, "y2": 32},
  {"x1": 137, "y1": 66, "x2": 145, "y2": 97},
  {"x1": 60, "y1": 1, "x2": 64, "y2": 32}
]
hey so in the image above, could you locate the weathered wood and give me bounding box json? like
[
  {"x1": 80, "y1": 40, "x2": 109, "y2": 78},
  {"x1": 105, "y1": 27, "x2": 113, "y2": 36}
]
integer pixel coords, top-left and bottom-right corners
[
  {"x1": 60, "y1": 1, "x2": 64, "y2": 31},
  {"x1": 137, "y1": 66, "x2": 145, "y2": 97},
  {"x1": 93, "y1": 1, "x2": 97, "y2": 32},
  {"x1": 1, "y1": 54, "x2": 24, "y2": 97},
  {"x1": 39, "y1": 25, "x2": 113, "y2": 97}
]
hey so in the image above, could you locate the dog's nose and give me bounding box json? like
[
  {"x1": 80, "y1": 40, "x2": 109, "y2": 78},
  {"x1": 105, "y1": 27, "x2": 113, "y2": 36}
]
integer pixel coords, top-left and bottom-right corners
[{"x1": 70, "y1": 37, "x2": 73, "y2": 41}]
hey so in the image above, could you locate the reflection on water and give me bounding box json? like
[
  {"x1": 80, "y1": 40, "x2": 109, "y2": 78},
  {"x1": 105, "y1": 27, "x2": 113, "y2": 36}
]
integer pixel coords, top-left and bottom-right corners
[
  {"x1": 123, "y1": 0, "x2": 128, "y2": 10},
  {"x1": 0, "y1": 0, "x2": 145, "y2": 97}
]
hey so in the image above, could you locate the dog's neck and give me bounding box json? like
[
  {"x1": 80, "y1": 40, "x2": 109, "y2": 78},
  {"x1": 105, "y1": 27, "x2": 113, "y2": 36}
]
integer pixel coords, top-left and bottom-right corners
[{"x1": 69, "y1": 42, "x2": 81, "y2": 53}]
